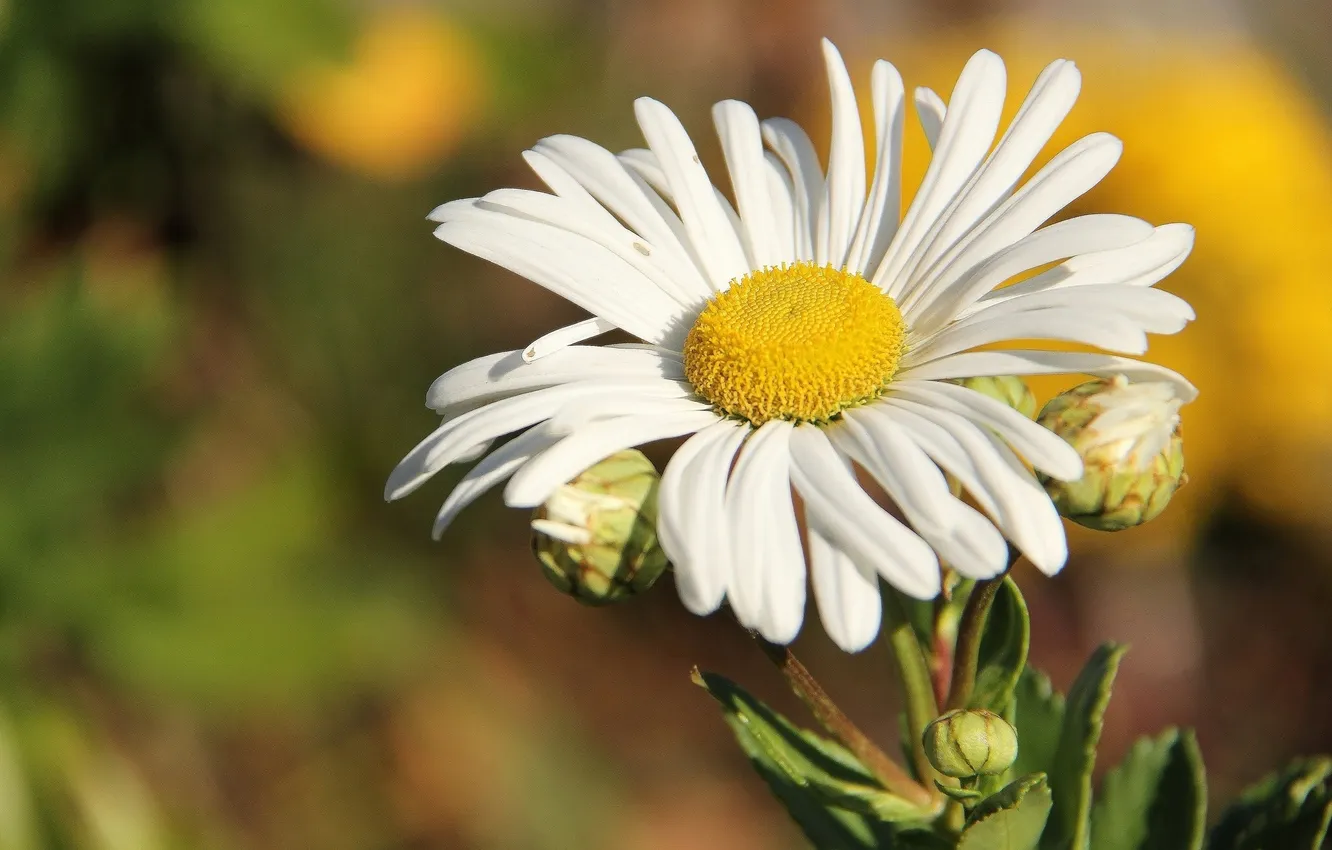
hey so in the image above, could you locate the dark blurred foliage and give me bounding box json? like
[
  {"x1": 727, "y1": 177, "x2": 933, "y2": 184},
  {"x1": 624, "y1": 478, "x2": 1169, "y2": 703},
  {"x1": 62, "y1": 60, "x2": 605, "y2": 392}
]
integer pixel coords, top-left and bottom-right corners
[{"x1": 1, "y1": 0, "x2": 1331, "y2": 847}]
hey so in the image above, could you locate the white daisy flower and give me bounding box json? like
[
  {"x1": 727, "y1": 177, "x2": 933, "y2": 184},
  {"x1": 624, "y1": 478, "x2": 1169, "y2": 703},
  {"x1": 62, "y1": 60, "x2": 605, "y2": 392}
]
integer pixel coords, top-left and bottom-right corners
[{"x1": 386, "y1": 39, "x2": 1198, "y2": 652}]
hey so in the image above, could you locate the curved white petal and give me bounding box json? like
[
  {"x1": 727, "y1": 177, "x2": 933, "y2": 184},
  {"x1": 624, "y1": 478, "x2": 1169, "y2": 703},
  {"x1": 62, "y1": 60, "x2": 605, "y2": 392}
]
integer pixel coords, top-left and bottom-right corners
[
  {"x1": 659, "y1": 421, "x2": 748, "y2": 615},
  {"x1": 389, "y1": 378, "x2": 694, "y2": 501},
  {"x1": 545, "y1": 394, "x2": 710, "y2": 433},
  {"x1": 834, "y1": 409, "x2": 1009, "y2": 579},
  {"x1": 896, "y1": 350, "x2": 1199, "y2": 403},
  {"x1": 761, "y1": 118, "x2": 823, "y2": 261},
  {"x1": 523, "y1": 317, "x2": 618, "y2": 362},
  {"x1": 427, "y1": 346, "x2": 684, "y2": 415},
  {"x1": 899, "y1": 132, "x2": 1123, "y2": 312},
  {"x1": 431, "y1": 426, "x2": 562, "y2": 538},
  {"x1": 714, "y1": 100, "x2": 783, "y2": 268},
  {"x1": 725, "y1": 420, "x2": 806, "y2": 643},
  {"x1": 905, "y1": 307, "x2": 1150, "y2": 366},
  {"x1": 914, "y1": 87, "x2": 947, "y2": 150},
  {"x1": 818, "y1": 39, "x2": 867, "y2": 269},
  {"x1": 504, "y1": 409, "x2": 717, "y2": 508},
  {"x1": 907, "y1": 214, "x2": 1154, "y2": 333},
  {"x1": 764, "y1": 152, "x2": 798, "y2": 260},
  {"x1": 433, "y1": 203, "x2": 689, "y2": 346},
  {"x1": 634, "y1": 97, "x2": 751, "y2": 288},
  {"x1": 529, "y1": 135, "x2": 711, "y2": 302},
  {"x1": 808, "y1": 524, "x2": 883, "y2": 653},
  {"x1": 876, "y1": 49, "x2": 1007, "y2": 297},
  {"x1": 970, "y1": 223, "x2": 1196, "y2": 312},
  {"x1": 887, "y1": 380, "x2": 1083, "y2": 480},
  {"x1": 846, "y1": 59, "x2": 906, "y2": 276},
  {"x1": 961, "y1": 283, "x2": 1195, "y2": 336},
  {"x1": 903, "y1": 60, "x2": 1082, "y2": 293},
  {"x1": 879, "y1": 400, "x2": 1068, "y2": 574},
  {"x1": 788, "y1": 425, "x2": 941, "y2": 600}
]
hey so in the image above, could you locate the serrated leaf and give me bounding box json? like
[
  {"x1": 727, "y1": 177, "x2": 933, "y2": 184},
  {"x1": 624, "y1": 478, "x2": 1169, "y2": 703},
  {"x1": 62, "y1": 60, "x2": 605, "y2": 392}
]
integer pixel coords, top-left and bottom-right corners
[
  {"x1": 1041, "y1": 643, "x2": 1128, "y2": 850},
  {"x1": 970, "y1": 577, "x2": 1031, "y2": 715},
  {"x1": 694, "y1": 670, "x2": 930, "y2": 848},
  {"x1": 960, "y1": 773, "x2": 1054, "y2": 850},
  {"x1": 1008, "y1": 667, "x2": 1066, "y2": 782},
  {"x1": 1090, "y1": 728, "x2": 1207, "y2": 850},
  {"x1": 1207, "y1": 756, "x2": 1332, "y2": 850}
]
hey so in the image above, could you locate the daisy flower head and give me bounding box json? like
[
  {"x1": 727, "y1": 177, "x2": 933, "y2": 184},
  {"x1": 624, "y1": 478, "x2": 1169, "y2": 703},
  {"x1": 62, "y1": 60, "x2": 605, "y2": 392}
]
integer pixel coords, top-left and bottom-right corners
[{"x1": 386, "y1": 39, "x2": 1198, "y2": 652}]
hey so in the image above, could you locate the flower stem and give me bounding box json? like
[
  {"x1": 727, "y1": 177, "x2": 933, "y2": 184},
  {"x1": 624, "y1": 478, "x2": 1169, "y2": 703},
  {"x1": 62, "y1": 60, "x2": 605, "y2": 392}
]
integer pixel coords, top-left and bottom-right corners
[
  {"x1": 884, "y1": 592, "x2": 942, "y2": 792},
  {"x1": 944, "y1": 549, "x2": 1022, "y2": 712},
  {"x1": 755, "y1": 638, "x2": 934, "y2": 809}
]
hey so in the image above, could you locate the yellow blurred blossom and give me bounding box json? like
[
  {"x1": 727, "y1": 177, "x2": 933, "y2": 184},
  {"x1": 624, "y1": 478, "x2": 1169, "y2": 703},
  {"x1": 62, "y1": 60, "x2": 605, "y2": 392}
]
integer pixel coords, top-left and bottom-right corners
[
  {"x1": 832, "y1": 28, "x2": 1332, "y2": 539},
  {"x1": 277, "y1": 8, "x2": 487, "y2": 181}
]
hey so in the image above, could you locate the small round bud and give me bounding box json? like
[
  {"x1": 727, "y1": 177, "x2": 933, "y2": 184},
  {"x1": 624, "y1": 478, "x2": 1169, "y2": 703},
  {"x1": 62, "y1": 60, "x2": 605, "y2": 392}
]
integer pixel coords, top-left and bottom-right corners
[
  {"x1": 1037, "y1": 376, "x2": 1187, "y2": 531},
  {"x1": 923, "y1": 709, "x2": 1019, "y2": 778},
  {"x1": 530, "y1": 449, "x2": 667, "y2": 605},
  {"x1": 950, "y1": 376, "x2": 1038, "y2": 419}
]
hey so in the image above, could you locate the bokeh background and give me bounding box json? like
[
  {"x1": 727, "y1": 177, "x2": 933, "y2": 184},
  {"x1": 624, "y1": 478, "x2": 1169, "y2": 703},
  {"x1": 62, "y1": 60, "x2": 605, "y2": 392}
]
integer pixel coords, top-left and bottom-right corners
[{"x1": 3, "y1": 0, "x2": 1332, "y2": 846}]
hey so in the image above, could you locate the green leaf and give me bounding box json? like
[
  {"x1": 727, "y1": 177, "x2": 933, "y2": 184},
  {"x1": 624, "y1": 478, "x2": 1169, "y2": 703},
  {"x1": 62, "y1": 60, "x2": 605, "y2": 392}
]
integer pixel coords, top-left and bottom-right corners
[
  {"x1": 1008, "y1": 667, "x2": 1066, "y2": 782},
  {"x1": 970, "y1": 577, "x2": 1031, "y2": 714},
  {"x1": 960, "y1": 773, "x2": 1054, "y2": 850},
  {"x1": 693, "y1": 670, "x2": 931, "y2": 849},
  {"x1": 1207, "y1": 756, "x2": 1332, "y2": 850},
  {"x1": 1090, "y1": 728, "x2": 1207, "y2": 850},
  {"x1": 1041, "y1": 643, "x2": 1128, "y2": 850}
]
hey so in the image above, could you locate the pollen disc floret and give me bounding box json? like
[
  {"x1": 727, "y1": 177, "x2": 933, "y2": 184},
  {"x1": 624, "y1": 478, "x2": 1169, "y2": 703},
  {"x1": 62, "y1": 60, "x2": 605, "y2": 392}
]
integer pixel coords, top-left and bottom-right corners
[{"x1": 682, "y1": 262, "x2": 907, "y2": 425}]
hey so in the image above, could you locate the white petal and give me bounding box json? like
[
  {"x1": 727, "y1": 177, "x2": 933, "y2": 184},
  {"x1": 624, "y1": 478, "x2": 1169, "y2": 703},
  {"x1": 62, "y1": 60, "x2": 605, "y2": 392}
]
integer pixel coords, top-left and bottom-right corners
[
  {"x1": 761, "y1": 118, "x2": 823, "y2": 261},
  {"x1": 914, "y1": 87, "x2": 947, "y2": 150},
  {"x1": 833, "y1": 409, "x2": 1009, "y2": 579},
  {"x1": 634, "y1": 97, "x2": 751, "y2": 289},
  {"x1": 433, "y1": 203, "x2": 689, "y2": 346},
  {"x1": 503, "y1": 409, "x2": 717, "y2": 508},
  {"x1": 530, "y1": 135, "x2": 711, "y2": 301},
  {"x1": 519, "y1": 149, "x2": 621, "y2": 221},
  {"x1": 427, "y1": 346, "x2": 684, "y2": 416},
  {"x1": 808, "y1": 524, "x2": 882, "y2": 653},
  {"x1": 971, "y1": 223, "x2": 1195, "y2": 311},
  {"x1": 788, "y1": 426, "x2": 941, "y2": 600},
  {"x1": 725, "y1": 420, "x2": 806, "y2": 643},
  {"x1": 817, "y1": 39, "x2": 867, "y2": 269},
  {"x1": 904, "y1": 60, "x2": 1082, "y2": 294},
  {"x1": 763, "y1": 152, "x2": 798, "y2": 261},
  {"x1": 898, "y1": 132, "x2": 1123, "y2": 312},
  {"x1": 846, "y1": 59, "x2": 906, "y2": 276},
  {"x1": 659, "y1": 421, "x2": 748, "y2": 615},
  {"x1": 961, "y1": 283, "x2": 1195, "y2": 336},
  {"x1": 545, "y1": 394, "x2": 710, "y2": 433},
  {"x1": 887, "y1": 380, "x2": 1083, "y2": 480},
  {"x1": 907, "y1": 214, "x2": 1154, "y2": 333},
  {"x1": 879, "y1": 400, "x2": 1068, "y2": 574},
  {"x1": 477, "y1": 188, "x2": 704, "y2": 309},
  {"x1": 431, "y1": 426, "x2": 562, "y2": 538},
  {"x1": 714, "y1": 100, "x2": 783, "y2": 268},
  {"x1": 904, "y1": 307, "x2": 1149, "y2": 366},
  {"x1": 523, "y1": 317, "x2": 618, "y2": 362},
  {"x1": 875, "y1": 50, "x2": 1006, "y2": 297},
  {"x1": 896, "y1": 349, "x2": 1199, "y2": 403},
  {"x1": 389, "y1": 378, "x2": 694, "y2": 500}
]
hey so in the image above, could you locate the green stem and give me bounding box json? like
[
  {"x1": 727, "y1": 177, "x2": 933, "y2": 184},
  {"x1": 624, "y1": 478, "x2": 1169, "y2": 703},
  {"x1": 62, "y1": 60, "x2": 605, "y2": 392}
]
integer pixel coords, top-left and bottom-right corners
[
  {"x1": 945, "y1": 561, "x2": 1013, "y2": 712},
  {"x1": 755, "y1": 639, "x2": 934, "y2": 810},
  {"x1": 885, "y1": 592, "x2": 942, "y2": 793}
]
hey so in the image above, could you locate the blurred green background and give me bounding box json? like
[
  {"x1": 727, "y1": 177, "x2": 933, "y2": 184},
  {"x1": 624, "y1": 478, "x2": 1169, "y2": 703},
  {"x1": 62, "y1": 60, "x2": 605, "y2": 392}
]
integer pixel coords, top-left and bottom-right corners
[{"x1": 2, "y1": 0, "x2": 1332, "y2": 847}]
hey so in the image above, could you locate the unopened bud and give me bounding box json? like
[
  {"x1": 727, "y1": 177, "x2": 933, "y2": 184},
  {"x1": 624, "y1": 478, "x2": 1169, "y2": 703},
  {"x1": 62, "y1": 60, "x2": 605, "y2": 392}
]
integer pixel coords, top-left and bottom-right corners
[
  {"x1": 950, "y1": 376, "x2": 1037, "y2": 419},
  {"x1": 923, "y1": 709, "x2": 1018, "y2": 778},
  {"x1": 1037, "y1": 376, "x2": 1187, "y2": 531},
  {"x1": 531, "y1": 449, "x2": 667, "y2": 605}
]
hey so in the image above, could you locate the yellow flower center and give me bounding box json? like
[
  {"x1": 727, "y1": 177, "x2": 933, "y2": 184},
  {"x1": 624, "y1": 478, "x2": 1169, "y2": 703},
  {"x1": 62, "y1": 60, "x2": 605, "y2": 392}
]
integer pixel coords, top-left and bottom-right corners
[{"x1": 682, "y1": 262, "x2": 908, "y2": 425}]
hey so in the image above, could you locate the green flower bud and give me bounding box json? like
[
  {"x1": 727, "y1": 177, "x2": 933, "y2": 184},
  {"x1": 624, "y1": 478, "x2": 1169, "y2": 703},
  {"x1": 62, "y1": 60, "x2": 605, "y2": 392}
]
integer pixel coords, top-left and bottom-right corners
[
  {"x1": 530, "y1": 449, "x2": 668, "y2": 605},
  {"x1": 1037, "y1": 376, "x2": 1187, "y2": 531},
  {"x1": 950, "y1": 376, "x2": 1038, "y2": 419},
  {"x1": 923, "y1": 709, "x2": 1019, "y2": 778}
]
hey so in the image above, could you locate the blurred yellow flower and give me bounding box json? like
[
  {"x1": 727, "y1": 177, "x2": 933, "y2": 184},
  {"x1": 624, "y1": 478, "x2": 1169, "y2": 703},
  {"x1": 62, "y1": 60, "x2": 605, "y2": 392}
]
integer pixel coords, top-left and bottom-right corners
[
  {"x1": 277, "y1": 8, "x2": 487, "y2": 181},
  {"x1": 837, "y1": 27, "x2": 1332, "y2": 541}
]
